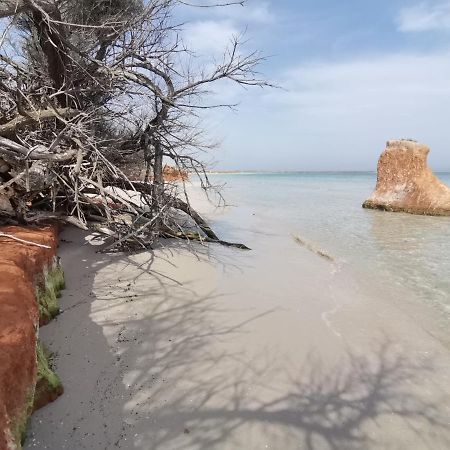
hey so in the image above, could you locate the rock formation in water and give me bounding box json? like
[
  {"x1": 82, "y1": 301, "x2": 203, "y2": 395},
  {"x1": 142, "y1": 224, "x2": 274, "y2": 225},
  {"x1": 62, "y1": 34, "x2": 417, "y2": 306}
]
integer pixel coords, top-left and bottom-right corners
[{"x1": 363, "y1": 140, "x2": 450, "y2": 216}]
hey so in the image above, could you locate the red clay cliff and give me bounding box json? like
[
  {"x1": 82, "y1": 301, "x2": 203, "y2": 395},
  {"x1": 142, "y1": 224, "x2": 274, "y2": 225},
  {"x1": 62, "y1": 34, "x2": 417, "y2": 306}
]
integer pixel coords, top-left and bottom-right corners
[
  {"x1": 363, "y1": 140, "x2": 450, "y2": 216},
  {"x1": 0, "y1": 225, "x2": 61, "y2": 450}
]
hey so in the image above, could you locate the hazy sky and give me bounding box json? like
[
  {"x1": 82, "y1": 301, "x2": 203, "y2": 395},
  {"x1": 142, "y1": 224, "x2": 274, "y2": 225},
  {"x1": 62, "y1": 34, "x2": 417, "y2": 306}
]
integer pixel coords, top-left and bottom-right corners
[{"x1": 179, "y1": 0, "x2": 450, "y2": 171}]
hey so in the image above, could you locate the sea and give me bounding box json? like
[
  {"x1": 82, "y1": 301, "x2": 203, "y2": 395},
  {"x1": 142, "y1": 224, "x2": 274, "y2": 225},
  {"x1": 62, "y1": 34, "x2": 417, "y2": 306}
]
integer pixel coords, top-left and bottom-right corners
[{"x1": 206, "y1": 172, "x2": 450, "y2": 342}]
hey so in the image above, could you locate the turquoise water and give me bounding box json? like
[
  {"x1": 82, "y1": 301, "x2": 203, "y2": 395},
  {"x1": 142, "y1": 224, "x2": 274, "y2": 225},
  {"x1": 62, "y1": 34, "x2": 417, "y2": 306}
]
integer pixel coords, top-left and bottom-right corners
[{"x1": 208, "y1": 172, "x2": 450, "y2": 321}]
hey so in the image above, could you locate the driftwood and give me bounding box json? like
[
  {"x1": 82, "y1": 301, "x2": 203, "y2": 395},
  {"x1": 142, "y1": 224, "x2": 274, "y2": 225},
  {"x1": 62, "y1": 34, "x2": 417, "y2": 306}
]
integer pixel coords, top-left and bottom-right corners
[
  {"x1": 100, "y1": 181, "x2": 250, "y2": 250},
  {"x1": 164, "y1": 230, "x2": 251, "y2": 250},
  {"x1": 0, "y1": 137, "x2": 77, "y2": 161},
  {"x1": 0, "y1": 108, "x2": 80, "y2": 138},
  {"x1": 106, "y1": 180, "x2": 220, "y2": 239}
]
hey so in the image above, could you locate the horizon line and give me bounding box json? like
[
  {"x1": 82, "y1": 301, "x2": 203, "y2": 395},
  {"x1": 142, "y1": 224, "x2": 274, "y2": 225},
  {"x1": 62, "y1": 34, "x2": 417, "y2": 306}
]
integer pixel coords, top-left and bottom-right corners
[{"x1": 206, "y1": 169, "x2": 450, "y2": 174}]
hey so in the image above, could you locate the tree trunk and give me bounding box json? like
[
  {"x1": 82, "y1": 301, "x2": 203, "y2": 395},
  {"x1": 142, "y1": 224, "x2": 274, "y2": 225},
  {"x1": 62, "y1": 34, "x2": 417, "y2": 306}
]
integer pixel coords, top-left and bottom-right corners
[
  {"x1": 152, "y1": 140, "x2": 164, "y2": 229},
  {"x1": 32, "y1": 7, "x2": 70, "y2": 107},
  {"x1": 153, "y1": 141, "x2": 163, "y2": 186}
]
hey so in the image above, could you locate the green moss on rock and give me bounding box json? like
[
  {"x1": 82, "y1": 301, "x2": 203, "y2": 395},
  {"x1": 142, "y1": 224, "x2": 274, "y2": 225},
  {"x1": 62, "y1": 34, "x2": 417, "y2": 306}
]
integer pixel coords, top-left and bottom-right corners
[
  {"x1": 9, "y1": 387, "x2": 35, "y2": 449},
  {"x1": 37, "y1": 262, "x2": 65, "y2": 324},
  {"x1": 33, "y1": 342, "x2": 63, "y2": 411},
  {"x1": 5, "y1": 255, "x2": 65, "y2": 449}
]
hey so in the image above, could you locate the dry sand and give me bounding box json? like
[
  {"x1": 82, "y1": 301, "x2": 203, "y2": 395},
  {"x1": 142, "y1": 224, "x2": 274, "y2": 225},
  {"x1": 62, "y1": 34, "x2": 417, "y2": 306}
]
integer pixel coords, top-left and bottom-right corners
[{"x1": 25, "y1": 188, "x2": 450, "y2": 450}]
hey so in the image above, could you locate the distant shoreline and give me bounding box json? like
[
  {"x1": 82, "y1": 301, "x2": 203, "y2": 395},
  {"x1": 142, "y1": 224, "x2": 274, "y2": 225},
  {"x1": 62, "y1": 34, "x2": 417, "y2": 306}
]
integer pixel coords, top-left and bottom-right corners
[
  {"x1": 205, "y1": 170, "x2": 450, "y2": 175},
  {"x1": 205, "y1": 170, "x2": 378, "y2": 174}
]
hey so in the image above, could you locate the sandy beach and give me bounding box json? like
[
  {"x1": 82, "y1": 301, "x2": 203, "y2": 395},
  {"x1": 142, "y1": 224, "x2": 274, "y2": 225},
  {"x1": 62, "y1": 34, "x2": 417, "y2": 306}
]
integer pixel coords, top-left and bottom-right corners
[
  {"x1": 25, "y1": 185, "x2": 450, "y2": 450},
  {"x1": 3, "y1": 1, "x2": 450, "y2": 448}
]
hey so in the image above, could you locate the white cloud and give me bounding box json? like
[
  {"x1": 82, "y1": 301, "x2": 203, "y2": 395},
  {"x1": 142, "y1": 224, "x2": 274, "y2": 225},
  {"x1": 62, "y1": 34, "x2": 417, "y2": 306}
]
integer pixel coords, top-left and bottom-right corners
[
  {"x1": 180, "y1": 2, "x2": 273, "y2": 63},
  {"x1": 397, "y1": 2, "x2": 450, "y2": 32},
  {"x1": 210, "y1": 52, "x2": 450, "y2": 170},
  {"x1": 184, "y1": 20, "x2": 239, "y2": 54},
  {"x1": 184, "y1": 1, "x2": 273, "y2": 24},
  {"x1": 222, "y1": 2, "x2": 273, "y2": 24},
  {"x1": 275, "y1": 53, "x2": 450, "y2": 112}
]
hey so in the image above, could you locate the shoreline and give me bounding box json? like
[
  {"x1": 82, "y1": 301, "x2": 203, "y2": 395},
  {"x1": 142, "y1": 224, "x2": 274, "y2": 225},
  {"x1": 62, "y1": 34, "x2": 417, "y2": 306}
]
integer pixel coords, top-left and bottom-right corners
[{"x1": 25, "y1": 186, "x2": 450, "y2": 449}]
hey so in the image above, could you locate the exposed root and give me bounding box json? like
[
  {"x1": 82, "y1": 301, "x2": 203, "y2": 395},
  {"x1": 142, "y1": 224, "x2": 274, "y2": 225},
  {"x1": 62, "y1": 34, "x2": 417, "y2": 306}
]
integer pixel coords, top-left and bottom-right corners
[{"x1": 0, "y1": 232, "x2": 51, "y2": 249}]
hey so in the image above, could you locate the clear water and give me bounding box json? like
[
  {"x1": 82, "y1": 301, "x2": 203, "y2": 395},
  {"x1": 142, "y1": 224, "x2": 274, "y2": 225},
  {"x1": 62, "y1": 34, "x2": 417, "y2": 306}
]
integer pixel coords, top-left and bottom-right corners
[{"x1": 207, "y1": 172, "x2": 450, "y2": 326}]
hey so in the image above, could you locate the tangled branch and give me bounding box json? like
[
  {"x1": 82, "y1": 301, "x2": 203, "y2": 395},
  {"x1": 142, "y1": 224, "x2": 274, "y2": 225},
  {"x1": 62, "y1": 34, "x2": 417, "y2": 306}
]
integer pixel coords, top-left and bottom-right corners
[{"x1": 0, "y1": 0, "x2": 268, "y2": 251}]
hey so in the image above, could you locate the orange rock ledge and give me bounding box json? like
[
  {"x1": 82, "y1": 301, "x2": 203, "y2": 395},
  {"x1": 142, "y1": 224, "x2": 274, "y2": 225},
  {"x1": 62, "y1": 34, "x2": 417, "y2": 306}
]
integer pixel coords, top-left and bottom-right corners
[{"x1": 0, "y1": 225, "x2": 64, "y2": 450}]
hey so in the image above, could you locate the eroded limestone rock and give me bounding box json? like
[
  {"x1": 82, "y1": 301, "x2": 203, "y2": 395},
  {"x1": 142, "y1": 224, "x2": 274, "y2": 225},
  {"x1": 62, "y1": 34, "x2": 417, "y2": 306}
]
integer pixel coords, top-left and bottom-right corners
[{"x1": 363, "y1": 140, "x2": 450, "y2": 216}]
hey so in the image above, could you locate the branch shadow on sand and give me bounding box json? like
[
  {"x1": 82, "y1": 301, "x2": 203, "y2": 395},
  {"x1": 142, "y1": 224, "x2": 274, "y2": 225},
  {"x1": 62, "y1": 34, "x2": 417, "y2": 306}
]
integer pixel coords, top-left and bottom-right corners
[{"x1": 125, "y1": 338, "x2": 449, "y2": 450}]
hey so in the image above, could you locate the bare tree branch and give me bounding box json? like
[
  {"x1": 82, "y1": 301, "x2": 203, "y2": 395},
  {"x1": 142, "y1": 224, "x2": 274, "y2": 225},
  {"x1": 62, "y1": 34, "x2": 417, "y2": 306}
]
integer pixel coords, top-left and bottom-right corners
[
  {"x1": 0, "y1": 0, "x2": 270, "y2": 250},
  {"x1": 0, "y1": 108, "x2": 80, "y2": 137}
]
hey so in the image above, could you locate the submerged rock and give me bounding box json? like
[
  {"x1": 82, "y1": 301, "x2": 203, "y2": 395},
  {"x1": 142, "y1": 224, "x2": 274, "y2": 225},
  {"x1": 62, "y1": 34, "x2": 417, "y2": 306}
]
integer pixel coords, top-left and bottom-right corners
[{"x1": 363, "y1": 140, "x2": 450, "y2": 216}]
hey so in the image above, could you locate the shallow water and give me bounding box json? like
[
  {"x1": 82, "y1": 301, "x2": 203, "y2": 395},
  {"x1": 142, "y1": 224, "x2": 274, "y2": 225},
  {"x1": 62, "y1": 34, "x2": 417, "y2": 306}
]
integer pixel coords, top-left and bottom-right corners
[{"x1": 208, "y1": 172, "x2": 450, "y2": 335}]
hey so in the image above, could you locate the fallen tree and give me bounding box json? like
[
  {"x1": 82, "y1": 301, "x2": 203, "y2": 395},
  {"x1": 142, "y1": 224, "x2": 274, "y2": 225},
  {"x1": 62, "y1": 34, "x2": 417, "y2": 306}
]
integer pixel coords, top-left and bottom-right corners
[{"x1": 0, "y1": 0, "x2": 270, "y2": 250}]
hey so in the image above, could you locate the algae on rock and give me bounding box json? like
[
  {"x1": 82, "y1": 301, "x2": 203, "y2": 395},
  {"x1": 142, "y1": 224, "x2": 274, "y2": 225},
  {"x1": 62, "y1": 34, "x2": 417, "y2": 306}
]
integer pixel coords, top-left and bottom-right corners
[
  {"x1": 33, "y1": 342, "x2": 64, "y2": 411},
  {"x1": 9, "y1": 389, "x2": 34, "y2": 450},
  {"x1": 11, "y1": 343, "x2": 64, "y2": 449},
  {"x1": 37, "y1": 260, "x2": 65, "y2": 324},
  {"x1": 34, "y1": 259, "x2": 65, "y2": 410}
]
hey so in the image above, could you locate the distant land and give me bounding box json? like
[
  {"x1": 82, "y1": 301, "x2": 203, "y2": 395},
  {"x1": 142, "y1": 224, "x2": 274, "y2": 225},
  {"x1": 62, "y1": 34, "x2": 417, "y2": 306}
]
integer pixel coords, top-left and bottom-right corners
[{"x1": 205, "y1": 170, "x2": 378, "y2": 174}]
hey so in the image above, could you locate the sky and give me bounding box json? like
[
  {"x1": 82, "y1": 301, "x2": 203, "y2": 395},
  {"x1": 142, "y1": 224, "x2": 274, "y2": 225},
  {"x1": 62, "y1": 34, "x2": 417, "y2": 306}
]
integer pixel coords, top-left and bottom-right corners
[{"x1": 177, "y1": 0, "x2": 450, "y2": 171}]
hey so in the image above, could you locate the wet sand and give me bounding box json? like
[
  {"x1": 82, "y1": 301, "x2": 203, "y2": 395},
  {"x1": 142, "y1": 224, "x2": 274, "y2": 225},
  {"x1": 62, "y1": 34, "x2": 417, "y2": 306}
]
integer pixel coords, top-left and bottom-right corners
[{"x1": 25, "y1": 190, "x2": 450, "y2": 450}]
